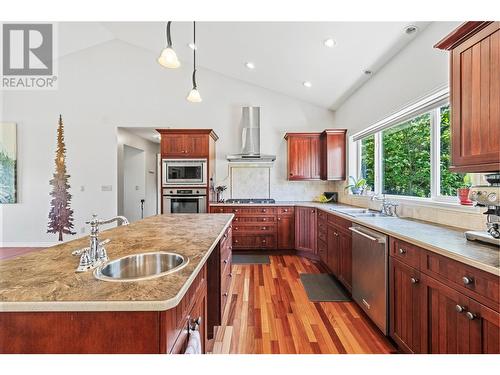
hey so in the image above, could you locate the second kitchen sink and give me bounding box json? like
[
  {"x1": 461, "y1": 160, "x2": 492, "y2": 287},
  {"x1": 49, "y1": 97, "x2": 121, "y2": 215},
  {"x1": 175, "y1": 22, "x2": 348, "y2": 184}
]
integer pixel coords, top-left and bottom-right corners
[{"x1": 94, "y1": 252, "x2": 189, "y2": 282}]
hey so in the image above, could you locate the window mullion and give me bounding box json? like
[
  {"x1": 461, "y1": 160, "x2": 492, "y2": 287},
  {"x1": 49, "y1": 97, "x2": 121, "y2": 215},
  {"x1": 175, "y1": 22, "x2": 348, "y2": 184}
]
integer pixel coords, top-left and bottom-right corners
[
  {"x1": 430, "y1": 107, "x2": 441, "y2": 199},
  {"x1": 374, "y1": 132, "x2": 382, "y2": 194}
]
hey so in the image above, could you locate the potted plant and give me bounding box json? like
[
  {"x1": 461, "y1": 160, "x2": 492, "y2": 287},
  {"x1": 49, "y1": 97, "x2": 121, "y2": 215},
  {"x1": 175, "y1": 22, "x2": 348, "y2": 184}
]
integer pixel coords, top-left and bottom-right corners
[
  {"x1": 345, "y1": 176, "x2": 367, "y2": 195},
  {"x1": 457, "y1": 174, "x2": 473, "y2": 205},
  {"x1": 215, "y1": 185, "x2": 227, "y2": 203}
]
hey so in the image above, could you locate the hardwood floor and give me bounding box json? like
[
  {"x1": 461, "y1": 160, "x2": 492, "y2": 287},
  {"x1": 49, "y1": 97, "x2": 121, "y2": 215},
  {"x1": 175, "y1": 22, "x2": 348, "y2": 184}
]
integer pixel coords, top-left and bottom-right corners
[{"x1": 216, "y1": 255, "x2": 396, "y2": 354}]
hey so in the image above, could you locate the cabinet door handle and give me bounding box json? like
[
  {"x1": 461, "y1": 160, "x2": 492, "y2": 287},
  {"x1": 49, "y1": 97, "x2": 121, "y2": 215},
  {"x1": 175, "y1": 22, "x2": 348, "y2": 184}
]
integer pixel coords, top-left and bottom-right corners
[
  {"x1": 229, "y1": 273, "x2": 233, "y2": 278},
  {"x1": 278, "y1": 217, "x2": 281, "y2": 221},
  {"x1": 465, "y1": 311, "x2": 477, "y2": 320},
  {"x1": 410, "y1": 277, "x2": 419, "y2": 284},
  {"x1": 462, "y1": 276, "x2": 474, "y2": 285},
  {"x1": 289, "y1": 173, "x2": 293, "y2": 176},
  {"x1": 398, "y1": 248, "x2": 406, "y2": 255},
  {"x1": 224, "y1": 259, "x2": 228, "y2": 264},
  {"x1": 223, "y1": 293, "x2": 228, "y2": 297},
  {"x1": 455, "y1": 305, "x2": 466, "y2": 313},
  {"x1": 235, "y1": 239, "x2": 239, "y2": 243}
]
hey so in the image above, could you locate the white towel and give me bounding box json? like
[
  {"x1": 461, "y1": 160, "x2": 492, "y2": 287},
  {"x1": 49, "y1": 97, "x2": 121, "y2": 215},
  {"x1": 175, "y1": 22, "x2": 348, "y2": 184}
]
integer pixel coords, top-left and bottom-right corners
[{"x1": 184, "y1": 330, "x2": 202, "y2": 354}]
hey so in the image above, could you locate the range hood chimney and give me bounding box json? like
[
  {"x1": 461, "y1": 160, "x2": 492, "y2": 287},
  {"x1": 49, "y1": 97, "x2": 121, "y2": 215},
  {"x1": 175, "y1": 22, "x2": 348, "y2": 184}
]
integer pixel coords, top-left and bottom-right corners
[{"x1": 227, "y1": 106, "x2": 276, "y2": 162}]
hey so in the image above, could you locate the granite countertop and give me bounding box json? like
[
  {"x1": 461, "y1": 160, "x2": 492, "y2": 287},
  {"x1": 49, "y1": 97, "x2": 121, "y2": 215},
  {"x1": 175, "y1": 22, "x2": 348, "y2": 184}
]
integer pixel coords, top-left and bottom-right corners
[
  {"x1": 210, "y1": 201, "x2": 500, "y2": 276},
  {"x1": 0, "y1": 214, "x2": 234, "y2": 312}
]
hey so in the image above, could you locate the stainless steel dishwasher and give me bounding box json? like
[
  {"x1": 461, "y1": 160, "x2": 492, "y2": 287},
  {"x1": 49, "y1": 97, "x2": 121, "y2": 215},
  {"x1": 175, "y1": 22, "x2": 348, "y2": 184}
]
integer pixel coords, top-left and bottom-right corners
[{"x1": 349, "y1": 225, "x2": 389, "y2": 335}]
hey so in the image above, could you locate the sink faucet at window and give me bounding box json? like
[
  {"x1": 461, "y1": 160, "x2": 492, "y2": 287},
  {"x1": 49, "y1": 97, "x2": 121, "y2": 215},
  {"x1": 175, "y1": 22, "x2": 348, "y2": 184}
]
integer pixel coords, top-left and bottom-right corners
[
  {"x1": 73, "y1": 215, "x2": 129, "y2": 272},
  {"x1": 371, "y1": 194, "x2": 399, "y2": 217}
]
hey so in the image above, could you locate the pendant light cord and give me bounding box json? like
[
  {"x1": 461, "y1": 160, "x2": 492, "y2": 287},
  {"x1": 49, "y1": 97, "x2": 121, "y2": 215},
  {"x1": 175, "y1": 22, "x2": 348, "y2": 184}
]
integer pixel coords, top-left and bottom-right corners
[
  {"x1": 166, "y1": 21, "x2": 172, "y2": 47},
  {"x1": 192, "y1": 21, "x2": 197, "y2": 89}
]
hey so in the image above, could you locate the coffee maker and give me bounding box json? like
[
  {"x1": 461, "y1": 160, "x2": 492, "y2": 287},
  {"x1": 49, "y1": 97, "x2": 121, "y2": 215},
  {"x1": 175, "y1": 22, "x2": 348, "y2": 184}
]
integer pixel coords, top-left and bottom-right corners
[{"x1": 465, "y1": 173, "x2": 500, "y2": 246}]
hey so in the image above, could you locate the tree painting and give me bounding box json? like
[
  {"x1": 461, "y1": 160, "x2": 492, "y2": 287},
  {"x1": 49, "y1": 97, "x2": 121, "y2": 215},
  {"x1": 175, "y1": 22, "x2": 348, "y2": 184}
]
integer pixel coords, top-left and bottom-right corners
[
  {"x1": 0, "y1": 123, "x2": 17, "y2": 204},
  {"x1": 47, "y1": 115, "x2": 76, "y2": 241}
]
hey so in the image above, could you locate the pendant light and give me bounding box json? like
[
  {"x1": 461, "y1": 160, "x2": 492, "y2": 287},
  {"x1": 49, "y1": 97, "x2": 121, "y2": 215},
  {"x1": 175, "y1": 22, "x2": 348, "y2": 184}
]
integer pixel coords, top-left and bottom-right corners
[
  {"x1": 158, "y1": 21, "x2": 181, "y2": 69},
  {"x1": 187, "y1": 21, "x2": 202, "y2": 102}
]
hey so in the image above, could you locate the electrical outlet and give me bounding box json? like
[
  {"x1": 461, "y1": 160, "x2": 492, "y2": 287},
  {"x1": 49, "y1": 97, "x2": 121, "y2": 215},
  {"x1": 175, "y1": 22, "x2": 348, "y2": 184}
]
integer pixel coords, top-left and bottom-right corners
[
  {"x1": 135, "y1": 185, "x2": 140, "y2": 191},
  {"x1": 80, "y1": 185, "x2": 85, "y2": 192},
  {"x1": 80, "y1": 227, "x2": 85, "y2": 234},
  {"x1": 101, "y1": 185, "x2": 112, "y2": 192}
]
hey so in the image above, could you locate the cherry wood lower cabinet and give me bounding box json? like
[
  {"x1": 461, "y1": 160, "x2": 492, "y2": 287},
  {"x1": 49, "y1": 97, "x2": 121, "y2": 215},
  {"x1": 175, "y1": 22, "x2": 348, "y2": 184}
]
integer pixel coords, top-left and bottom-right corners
[
  {"x1": 389, "y1": 258, "x2": 424, "y2": 353},
  {"x1": 323, "y1": 213, "x2": 352, "y2": 292},
  {"x1": 389, "y1": 237, "x2": 500, "y2": 354},
  {"x1": 277, "y1": 207, "x2": 295, "y2": 249},
  {"x1": 295, "y1": 207, "x2": 317, "y2": 253},
  {"x1": 209, "y1": 206, "x2": 295, "y2": 251}
]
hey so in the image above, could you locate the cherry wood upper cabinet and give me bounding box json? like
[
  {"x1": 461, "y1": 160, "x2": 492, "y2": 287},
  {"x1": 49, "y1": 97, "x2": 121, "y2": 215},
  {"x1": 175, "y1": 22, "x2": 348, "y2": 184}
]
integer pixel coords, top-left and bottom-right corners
[
  {"x1": 295, "y1": 207, "x2": 317, "y2": 253},
  {"x1": 157, "y1": 129, "x2": 218, "y2": 158},
  {"x1": 284, "y1": 133, "x2": 322, "y2": 180},
  {"x1": 320, "y1": 129, "x2": 347, "y2": 180},
  {"x1": 435, "y1": 22, "x2": 500, "y2": 172},
  {"x1": 285, "y1": 130, "x2": 346, "y2": 181}
]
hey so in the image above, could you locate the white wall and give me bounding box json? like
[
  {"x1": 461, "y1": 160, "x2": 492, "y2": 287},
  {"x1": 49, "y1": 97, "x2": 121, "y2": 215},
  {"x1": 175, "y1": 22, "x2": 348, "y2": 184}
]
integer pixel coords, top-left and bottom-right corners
[
  {"x1": 1, "y1": 38, "x2": 336, "y2": 246},
  {"x1": 117, "y1": 128, "x2": 160, "y2": 220},
  {"x1": 333, "y1": 22, "x2": 460, "y2": 132}
]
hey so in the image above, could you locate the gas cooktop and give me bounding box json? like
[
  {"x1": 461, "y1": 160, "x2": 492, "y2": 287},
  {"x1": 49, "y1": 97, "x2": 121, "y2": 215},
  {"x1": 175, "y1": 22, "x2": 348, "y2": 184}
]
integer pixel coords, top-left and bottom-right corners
[{"x1": 224, "y1": 199, "x2": 276, "y2": 204}]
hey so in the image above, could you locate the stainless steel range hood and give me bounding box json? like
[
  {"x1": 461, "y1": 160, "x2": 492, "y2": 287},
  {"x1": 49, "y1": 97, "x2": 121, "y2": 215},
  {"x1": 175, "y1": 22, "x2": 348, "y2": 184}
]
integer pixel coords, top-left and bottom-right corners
[{"x1": 227, "y1": 106, "x2": 276, "y2": 162}]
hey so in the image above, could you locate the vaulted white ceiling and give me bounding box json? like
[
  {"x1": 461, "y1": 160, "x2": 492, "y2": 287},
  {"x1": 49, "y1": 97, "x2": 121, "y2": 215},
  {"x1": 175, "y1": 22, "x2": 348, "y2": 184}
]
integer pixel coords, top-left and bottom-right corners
[{"x1": 58, "y1": 21, "x2": 430, "y2": 110}]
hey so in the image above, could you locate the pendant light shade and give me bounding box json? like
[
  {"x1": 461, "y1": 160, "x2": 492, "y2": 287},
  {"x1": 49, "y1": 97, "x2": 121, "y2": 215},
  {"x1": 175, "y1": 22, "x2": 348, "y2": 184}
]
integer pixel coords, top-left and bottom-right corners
[
  {"x1": 158, "y1": 22, "x2": 180, "y2": 69},
  {"x1": 187, "y1": 21, "x2": 202, "y2": 103}
]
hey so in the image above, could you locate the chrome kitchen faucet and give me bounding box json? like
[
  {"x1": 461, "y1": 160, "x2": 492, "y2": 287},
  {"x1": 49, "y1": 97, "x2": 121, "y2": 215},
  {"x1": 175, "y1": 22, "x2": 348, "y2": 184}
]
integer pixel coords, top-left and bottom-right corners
[
  {"x1": 73, "y1": 214, "x2": 129, "y2": 272},
  {"x1": 371, "y1": 194, "x2": 399, "y2": 217}
]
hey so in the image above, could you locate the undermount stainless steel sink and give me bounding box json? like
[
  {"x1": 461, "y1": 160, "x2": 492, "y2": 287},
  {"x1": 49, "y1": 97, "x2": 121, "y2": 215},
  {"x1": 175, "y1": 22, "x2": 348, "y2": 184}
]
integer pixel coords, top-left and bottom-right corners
[
  {"x1": 94, "y1": 252, "x2": 188, "y2": 282},
  {"x1": 333, "y1": 208, "x2": 390, "y2": 218}
]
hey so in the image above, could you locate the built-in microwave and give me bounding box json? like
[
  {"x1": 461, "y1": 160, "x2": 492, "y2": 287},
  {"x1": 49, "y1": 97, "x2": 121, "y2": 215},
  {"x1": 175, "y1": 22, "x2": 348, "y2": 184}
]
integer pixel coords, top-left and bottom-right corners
[{"x1": 162, "y1": 159, "x2": 207, "y2": 186}]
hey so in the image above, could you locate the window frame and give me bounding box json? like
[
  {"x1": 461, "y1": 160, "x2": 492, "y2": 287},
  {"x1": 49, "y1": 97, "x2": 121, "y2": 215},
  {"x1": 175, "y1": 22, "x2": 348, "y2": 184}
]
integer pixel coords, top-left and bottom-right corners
[{"x1": 354, "y1": 100, "x2": 460, "y2": 203}]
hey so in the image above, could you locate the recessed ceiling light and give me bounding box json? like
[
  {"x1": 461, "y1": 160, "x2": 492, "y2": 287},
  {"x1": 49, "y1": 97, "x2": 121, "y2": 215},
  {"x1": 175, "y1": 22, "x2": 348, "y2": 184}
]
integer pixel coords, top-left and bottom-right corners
[
  {"x1": 323, "y1": 38, "x2": 337, "y2": 48},
  {"x1": 404, "y1": 25, "x2": 418, "y2": 35},
  {"x1": 245, "y1": 62, "x2": 255, "y2": 70},
  {"x1": 363, "y1": 70, "x2": 373, "y2": 75},
  {"x1": 188, "y1": 42, "x2": 197, "y2": 50},
  {"x1": 303, "y1": 81, "x2": 312, "y2": 88}
]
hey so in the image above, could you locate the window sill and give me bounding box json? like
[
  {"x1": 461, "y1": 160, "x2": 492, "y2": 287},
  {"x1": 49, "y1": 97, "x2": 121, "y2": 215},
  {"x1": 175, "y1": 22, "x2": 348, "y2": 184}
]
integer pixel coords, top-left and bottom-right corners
[{"x1": 347, "y1": 194, "x2": 484, "y2": 214}]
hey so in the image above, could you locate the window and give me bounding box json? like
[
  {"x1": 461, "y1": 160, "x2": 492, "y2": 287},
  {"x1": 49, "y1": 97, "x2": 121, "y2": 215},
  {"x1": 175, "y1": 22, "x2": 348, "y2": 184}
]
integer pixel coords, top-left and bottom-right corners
[
  {"x1": 382, "y1": 112, "x2": 431, "y2": 198},
  {"x1": 439, "y1": 105, "x2": 466, "y2": 196},
  {"x1": 354, "y1": 91, "x2": 467, "y2": 202},
  {"x1": 359, "y1": 135, "x2": 375, "y2": 191}
]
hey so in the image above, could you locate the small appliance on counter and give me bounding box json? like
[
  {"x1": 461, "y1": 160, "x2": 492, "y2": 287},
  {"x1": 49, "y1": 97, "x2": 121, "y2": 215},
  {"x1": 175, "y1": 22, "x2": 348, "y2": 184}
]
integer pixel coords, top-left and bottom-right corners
[
  {"x1": 323, "y1": 192, "x2": 338, "y2": 203},
  {"x1": 465, "y1": 173, "x2": 500, "y2": 247}
]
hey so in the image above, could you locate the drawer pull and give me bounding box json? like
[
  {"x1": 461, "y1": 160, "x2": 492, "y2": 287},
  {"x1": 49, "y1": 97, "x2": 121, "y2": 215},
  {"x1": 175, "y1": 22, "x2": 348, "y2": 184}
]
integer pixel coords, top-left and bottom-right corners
[
  {"x1": 398, "y1": 248, "x2": 406, "y2": 255},
  {"x1": 234, "y1": 227, "x2": 239, "y2": 230},
  {"x1": 223, "y1": 233, "x2": 228, "y2": 239},
  {"x1": 262, "y1": 240, "x2": 267, "y2": 243},
  {"x1": 262, "y1": 209, "x2": 267, "y2": 213},
  {"x1": 410, "y1": 277, "x2": 419, "y2": 284},
  {"x1": 455, "y1": 305, "x2": 466, "y2": 313},
  {"x1": 233, "y1": 209, "x2": 238, "y2": 213},
  {"x1": 223, "y1": 259, "x2": 228, "y2": 264},
  {"x1": 465, "y1": 311, "x2": 477, "y2": 320},
  {"x1": 278, "y1": 217, "x2": 281, "y2": 221},
  {"x1": 261, "y1": 227, "x2": 267, "y2": 230},
  {"x1": 263, "y1": 218, "x2": 267, "y2": 221},
  {"x1": 223, "y1": 292, "x2": 228, "y2": 297},
  {"x1": 462, "y1": 276, "x2": 474, "y2": 285},
  {"x1": 235, "y1": 239, "x2": 239, "y2": 243},
  {"x1": 229, "y1": 273, "x2": 233, "y2": 278}
]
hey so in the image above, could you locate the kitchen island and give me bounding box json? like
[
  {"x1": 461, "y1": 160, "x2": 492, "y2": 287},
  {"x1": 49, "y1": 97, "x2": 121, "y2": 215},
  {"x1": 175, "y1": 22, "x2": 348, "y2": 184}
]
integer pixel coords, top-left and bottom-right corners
[{"x1": 0, "y1": 214, "x2": 234, "y2": 354}]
